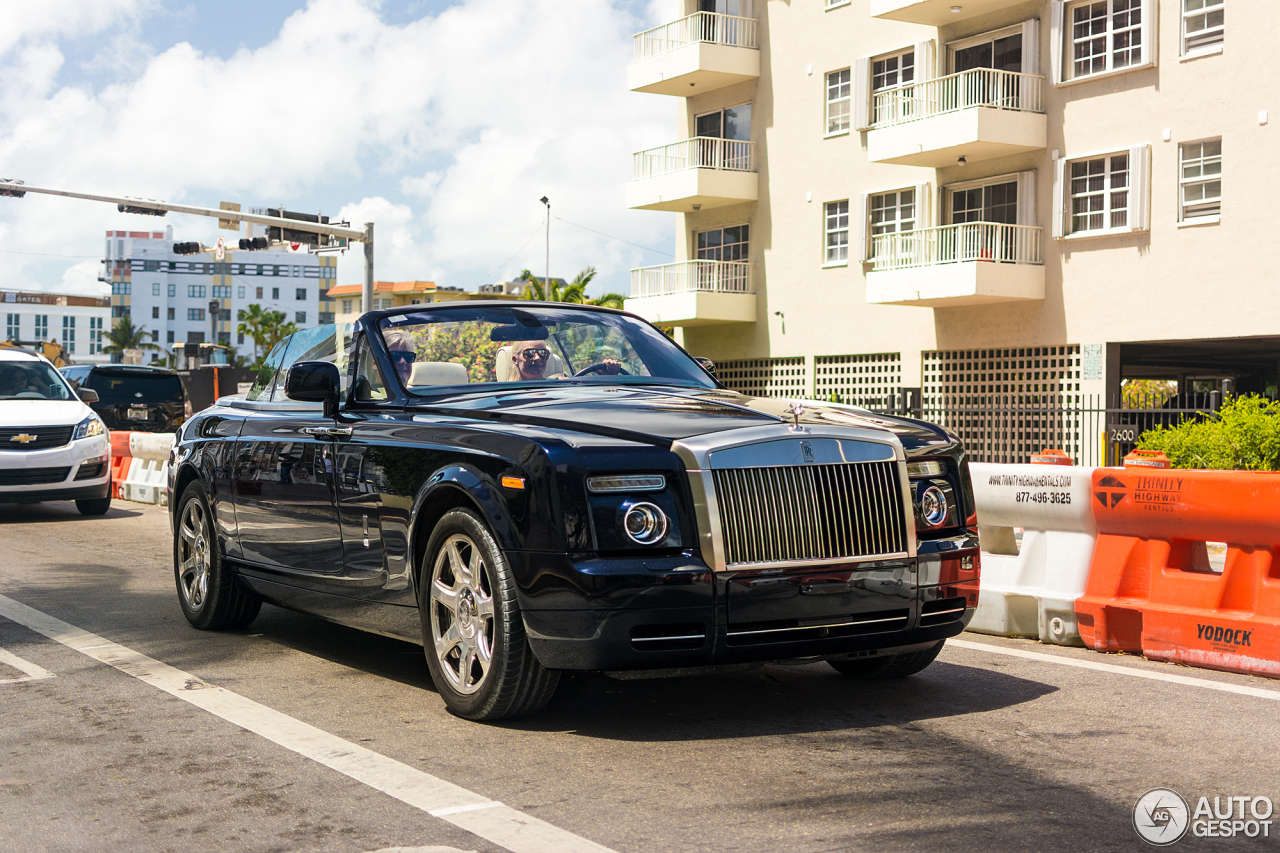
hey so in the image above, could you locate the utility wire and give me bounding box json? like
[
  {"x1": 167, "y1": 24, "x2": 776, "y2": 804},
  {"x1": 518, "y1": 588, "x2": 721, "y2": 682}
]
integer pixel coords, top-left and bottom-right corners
[
  {"x1": 0, "y1": 248, "x2": 101, "y2": 259},
  {"x1": 553, "y1": 216, "x2": 672, "y2": 257},
  {"x1": 470, "y1": 221, "x2": 547, "y2": 287}
]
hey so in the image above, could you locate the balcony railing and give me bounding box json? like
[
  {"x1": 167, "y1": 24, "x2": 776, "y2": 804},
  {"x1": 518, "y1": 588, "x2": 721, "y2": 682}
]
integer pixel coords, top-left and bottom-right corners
[
  {"x1": 869, "y1": 223, "x2": 1042, "y2": 271},
  {"x1": 630, "y1": 260, "x2": 754, "y2": 297},
  {"x1": 633, "y1": 11, "x2": 759, "y2": 62},
  {"x1": 871, "y1": 68, "x2": 1045, "y2": 129},
  {"x1": 632, "y1": 138, "x2": 755, "y2": 180}
]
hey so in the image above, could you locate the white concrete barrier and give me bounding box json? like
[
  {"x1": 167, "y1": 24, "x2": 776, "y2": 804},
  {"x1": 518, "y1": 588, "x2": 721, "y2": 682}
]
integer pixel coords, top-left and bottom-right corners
[
  {"x1": 121, "y1": 433, "x2": 174, "y2": 506},
  {"x1": 967, "y1": 462, "x2": 1098, "y2": 646}
]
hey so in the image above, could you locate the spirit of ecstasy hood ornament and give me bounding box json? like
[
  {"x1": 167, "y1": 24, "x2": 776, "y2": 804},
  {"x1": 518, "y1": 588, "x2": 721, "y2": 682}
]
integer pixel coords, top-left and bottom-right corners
[{"x1": 783, "y1": 401, "x2": 805, "y2": 431}]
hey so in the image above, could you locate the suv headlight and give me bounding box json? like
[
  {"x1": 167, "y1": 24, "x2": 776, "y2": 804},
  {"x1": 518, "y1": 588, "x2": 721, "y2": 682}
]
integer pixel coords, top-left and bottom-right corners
[{"x1": 73, "y1": 416, "x2": 106, "y2": 440}]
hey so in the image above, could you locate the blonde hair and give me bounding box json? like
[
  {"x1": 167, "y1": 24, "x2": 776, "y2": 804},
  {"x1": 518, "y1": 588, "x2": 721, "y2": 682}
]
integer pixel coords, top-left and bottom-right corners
[{"x1": 382, "y1": 328, "x2": 415, "y2": 351}]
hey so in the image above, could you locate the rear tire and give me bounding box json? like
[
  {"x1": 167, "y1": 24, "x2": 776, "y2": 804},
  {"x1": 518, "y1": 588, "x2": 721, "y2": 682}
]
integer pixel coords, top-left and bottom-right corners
[
  {"x1": 828, "y1": 640, "x2": 945, "y2": 679},
  {"x1": 173, "y1": 481, "x2": 260, "y2": 630},
  {"x1": 76, "y1": 496, "x2": 111, "y2": 516},
  {"x1": 419, "y1": 508, "x2": 559, "y2": 721}
]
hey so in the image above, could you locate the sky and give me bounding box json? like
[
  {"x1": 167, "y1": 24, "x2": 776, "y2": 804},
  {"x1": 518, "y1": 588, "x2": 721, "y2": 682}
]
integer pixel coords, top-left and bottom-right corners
[{"x1": 0, "y1": 0, "x2": 683, "y2": 300}]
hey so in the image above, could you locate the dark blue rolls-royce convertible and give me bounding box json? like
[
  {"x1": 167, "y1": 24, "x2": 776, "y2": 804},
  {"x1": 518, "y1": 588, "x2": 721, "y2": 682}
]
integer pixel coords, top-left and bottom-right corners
[{"x1": 170, "y1": 302, "x2": 980, "y2": 720}]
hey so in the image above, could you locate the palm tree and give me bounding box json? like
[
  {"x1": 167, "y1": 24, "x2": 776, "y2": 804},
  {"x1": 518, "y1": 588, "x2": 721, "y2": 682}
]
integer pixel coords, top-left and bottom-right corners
[
  {"x1": 238, "y1": 306, "x2": 295, "y2": 363},
  {"x1": 521, "y1": 266, "x2": 625, "y2": 308},
  {"x1": 236, "y1": 304, "x2": 270, "y2": 361},
  {"x1": 103, "y1": 317, "x2": 161, "y2": 355}
]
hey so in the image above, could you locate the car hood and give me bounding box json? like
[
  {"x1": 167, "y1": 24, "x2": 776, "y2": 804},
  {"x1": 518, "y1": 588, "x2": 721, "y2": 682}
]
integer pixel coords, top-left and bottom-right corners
[
  {"x1": 0, "y1": 400, "x2": 91, "y2": 428},
  {"x1": 407, "y1": 385, "x2": 953, "y2": 452}
]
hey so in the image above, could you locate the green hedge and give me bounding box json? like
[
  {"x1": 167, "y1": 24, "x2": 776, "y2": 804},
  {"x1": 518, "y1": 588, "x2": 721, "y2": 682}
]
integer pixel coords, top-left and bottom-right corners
[{"x1": 1137, "y1": 394, "x2": 1280, "y2": 470}]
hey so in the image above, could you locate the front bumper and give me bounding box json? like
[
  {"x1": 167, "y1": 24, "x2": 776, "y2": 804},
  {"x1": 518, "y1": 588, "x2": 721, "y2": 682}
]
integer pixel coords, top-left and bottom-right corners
[
  {"x1": 514, "y1": 533, "x2": 980, "y2": 671},
  {"x1": 0, "y1": 434, "x2": 112, "y2": 504}
]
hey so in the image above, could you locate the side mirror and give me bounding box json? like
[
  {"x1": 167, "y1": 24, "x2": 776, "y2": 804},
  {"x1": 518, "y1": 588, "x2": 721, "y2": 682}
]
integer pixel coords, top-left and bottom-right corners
[
  {"x1": 285, "y1": 361, "x2": 341, "y2": 417},
  {"x1": 693, "y1": 356, "x2": 717, "y2": 379},
  {"x1": 78, "y1": 388, "x2": 100, "y2": 403}
]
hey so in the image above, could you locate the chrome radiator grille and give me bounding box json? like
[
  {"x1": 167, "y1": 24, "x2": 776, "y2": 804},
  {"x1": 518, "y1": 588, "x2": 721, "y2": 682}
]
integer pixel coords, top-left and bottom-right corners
[{"x1": 711, "y1": 460, "x2": 908, "y2": 567}]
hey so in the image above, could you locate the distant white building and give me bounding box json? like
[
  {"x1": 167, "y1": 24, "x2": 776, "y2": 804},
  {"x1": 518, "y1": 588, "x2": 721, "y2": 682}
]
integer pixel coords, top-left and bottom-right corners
[
  {"x1": 105, "y1": 226, "x2": 339, "y2": 363},
  {"x1": 3, "y1": 290, "x2": 112, "y2": 364}
]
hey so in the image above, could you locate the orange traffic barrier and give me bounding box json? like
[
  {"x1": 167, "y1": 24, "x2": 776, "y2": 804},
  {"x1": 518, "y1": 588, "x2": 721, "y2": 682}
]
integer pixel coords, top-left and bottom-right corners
[
  {"x1": 1077, "y1": 468, "x2": 1280, "y2": 677},
  {"x1": 1123, "y1": 449, "x2": 1170, "y2": 469},
  {"x1": 1031, "y1": 448, "x2": 1073, "y2": 465},
  {"x1": 108, "y1": 431, "x2": 132, "y2": 499}
]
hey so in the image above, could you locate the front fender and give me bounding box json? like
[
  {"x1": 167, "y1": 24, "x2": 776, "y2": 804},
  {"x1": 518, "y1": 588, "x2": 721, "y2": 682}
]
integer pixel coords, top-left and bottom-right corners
[{"x1": 407, "y1": 463, "x2": 526, "y2": 568}]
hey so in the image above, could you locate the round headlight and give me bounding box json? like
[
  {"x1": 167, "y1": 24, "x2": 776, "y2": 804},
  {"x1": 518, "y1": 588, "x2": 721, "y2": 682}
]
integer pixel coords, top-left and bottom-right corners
[
  {"x1": 622, "y1": 501, "x2": 669, "y2": 545},
  {"x1": 919, "y1": 485, "x2": 949, "y2": 527}
]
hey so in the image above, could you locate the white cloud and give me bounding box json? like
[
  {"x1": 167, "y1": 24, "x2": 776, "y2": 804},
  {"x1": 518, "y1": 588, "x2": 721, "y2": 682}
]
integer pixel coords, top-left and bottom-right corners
[{"x1": 0, "y1": 0, "x2": 676, "y2": 300}]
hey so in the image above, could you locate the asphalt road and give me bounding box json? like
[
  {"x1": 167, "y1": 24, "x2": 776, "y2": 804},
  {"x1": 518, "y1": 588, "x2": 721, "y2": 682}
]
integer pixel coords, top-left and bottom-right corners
[{"x1": 1, "y1": 500, "x2": 1278, "y2": 853}]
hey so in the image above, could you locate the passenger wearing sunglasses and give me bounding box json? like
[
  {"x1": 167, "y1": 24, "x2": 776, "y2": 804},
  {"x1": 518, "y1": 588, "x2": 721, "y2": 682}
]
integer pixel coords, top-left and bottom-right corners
[{"x1": 384, "y1": 329, "x2": 418, "y2": 385}]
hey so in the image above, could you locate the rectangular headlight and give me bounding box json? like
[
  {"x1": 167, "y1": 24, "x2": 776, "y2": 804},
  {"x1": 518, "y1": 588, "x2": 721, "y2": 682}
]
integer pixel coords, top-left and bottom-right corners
[
  {"x1": 907, "y1": 460, "x2": 946, "y2": 479},
  {"x1": 587, "y1": 475, "x2": 666, "y2": 493}
]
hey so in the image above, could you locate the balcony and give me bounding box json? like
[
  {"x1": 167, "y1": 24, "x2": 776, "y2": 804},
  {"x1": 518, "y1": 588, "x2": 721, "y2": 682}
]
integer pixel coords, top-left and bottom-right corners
[
  {"x1": 625, "y1": 260, "x2": 756, "y2": 326},
  {"x1": 629, "y1": 12, "x2": 759, "y2": 96},
  {"x1": 627, "y1": 138, "x2": 758, "y2": 212},
  {"x1": 866, "y1": 69, "x2": 1046, "y2": 168},
  {"x1": 871, "y1": 0, "x2": 1031, "y2": 26},
  {"x1": 864, "y1": 222, "x2": 1044, "y2": 307}
]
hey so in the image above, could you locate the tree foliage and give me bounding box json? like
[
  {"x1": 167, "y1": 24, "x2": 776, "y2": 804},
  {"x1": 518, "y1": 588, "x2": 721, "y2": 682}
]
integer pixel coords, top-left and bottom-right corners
[
  {"x1": 520, "y1": 266, "x2": 625, "y2": 309},
  {"x1": 103, "y1": 317, "x2": 161, "y2": 354},
  {"x1": 237, "y1": 305, "x2": 297, "y2": 368},
  {"x1": 408, "y1": 322, "x2": 506, "y2": 383},
  {"x1": 1137, "y1": 394, "x2": 1280, "y2": 470}
]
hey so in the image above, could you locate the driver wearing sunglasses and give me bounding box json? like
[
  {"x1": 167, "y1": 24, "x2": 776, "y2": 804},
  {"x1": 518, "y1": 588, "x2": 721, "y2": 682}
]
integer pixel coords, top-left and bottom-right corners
[{"x1": 511, "y1": 341, "x2": 563, "y2": 381}]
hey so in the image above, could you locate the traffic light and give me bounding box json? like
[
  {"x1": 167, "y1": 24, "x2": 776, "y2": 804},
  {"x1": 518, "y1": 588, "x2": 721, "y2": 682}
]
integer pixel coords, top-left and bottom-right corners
[
  {"x1": 238, "y1": 237, "x2": 269, "y2": 250},
  {"x1": 173, "y1": 242, "x2": 203, "y2": 255},
  {"x1": 117, "y1": 199, "x2": 167, "y2": 216},
  {"x1": 0, "y1": 179, "x2": 25, "y2": 198},
  {"x1": 266, "y1": 208, "x2": 328, "y2": 245}
]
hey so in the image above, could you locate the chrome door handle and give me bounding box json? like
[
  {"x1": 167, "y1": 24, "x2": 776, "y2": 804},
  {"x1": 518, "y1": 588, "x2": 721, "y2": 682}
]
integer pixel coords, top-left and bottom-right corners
[{"x1": 302, "y1": 426, "x2": 354, "y2": 438}]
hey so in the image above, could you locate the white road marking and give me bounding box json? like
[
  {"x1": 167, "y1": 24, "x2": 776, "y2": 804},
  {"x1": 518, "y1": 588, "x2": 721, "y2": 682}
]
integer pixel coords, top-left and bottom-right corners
[
  {"x1": 0, "y1": 594, "x2": 615, "y2": 853},
  {"x1": 949, "y1": 637, "x2": 1280, "y2": 701},
  {"x1": 0, "y1": 646, "x2": 55, "y2": 684}
]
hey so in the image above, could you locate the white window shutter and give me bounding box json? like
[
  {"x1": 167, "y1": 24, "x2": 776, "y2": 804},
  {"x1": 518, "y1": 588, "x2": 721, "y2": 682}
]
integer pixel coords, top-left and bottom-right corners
[
  {"x1": 914, "y1": 182, "x2": 934, "y2": 228},
  {"x1": 1021, "y1": 18, "x2": 1041, "y2": 76},
  {"x1": 1049, "y1": 0, "x2": 1064, "y2": 84},
  {"x1": 1129, "y1": 144, "x2": 1151, "y2": 231},
  {"x1": 853, "y1": 57, "x2": 872, "y2": 131},
  {"x1": 1139, "y1": 0, "x2": 1155, "y2": 68},
  {"x1": 1016, "y1": 171, "x2": 1037, "y2": 226},
  {"x1": 854, "y1": 193, "x2": 869, "y2": 262},
  {"x1": 1052, "y1": 157, "x2": 1067, "y2": 238},
  {"x1": 913, "y1": 39, "x2": 936, "y2": 81}
]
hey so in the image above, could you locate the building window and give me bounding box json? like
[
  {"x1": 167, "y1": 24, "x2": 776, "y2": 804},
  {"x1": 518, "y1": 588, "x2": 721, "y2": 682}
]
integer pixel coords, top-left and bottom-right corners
[
  {"x1": 34, "y1": 315, "x2": 48, "y2": 340},
  {"x1": 90, "y1": 316, "x2": 104, "y2": 354},
  {"x1": 187, "y1": 332, "x2": 205, "y2": 344},
  {"x1": 151, "y1": 330, "x2": 159, "y2": 342},
  {"x1": 256, "y1": 287, "x2": 264, "y2": 299},
  {"x1": 111, "y1": 282, "x2": 131, "y2": 295},
  {"x1": 218, "y1": 331, "x2": 231, "y2": 345},
  {"x1": 167, "y1": 307, "x2": 175, "y2": 320},
  {"x1": 825, "y1": 201, "x2": 849, "y2": 264},
  {"x1": 342, "y1": 299, "x2": 354, "y2": 314},
  {"x1": 1069, "y1": 153, "x2": 1129, "y2": 232},
  {"x1": 167, "y1": 330, "x2": 174, "y2": 344},
  {"x1": 237, "y1": 332, "x2": 245, "y2": 345},
  {"x1": 168, "y1": 283, "x2": 176, "y2": 297},
  {"x1": 188, "y1": 308, "x2": 206, "y2": 321},
  {"x1": 696, "y1": 224, "x2": 749, "y2": 261},
  {"x1": 272, "y1": 287, "x2": 280, "y2": 300},
  {"x1": 873, "y1": 49, "x2": 915, "y2": 93},
  {"x1": 152, "y1": 306, "x2": 160, "y2": 319},
  {"x1": 295, "y1": 311, "x2": 306, "y2": 324},
  {"x1": 296, "y1": 287, "x2": 306, "y2": 301},
  {"x1": 826, "y1": 69, "x2": 850, "y2": 134},
  {"x1": 188, "y1": 285, "x2": 206, "y2": 298},
  {"x1": 1068, "y1": 0, "x2": 1143, "y2": 80},
  {"x1": 318, "y1": 312, "x2": 335, "y2": 324},
  {"x1": 237, "y1": 286, "x2": 245, "y2": 298},
  {"x1": 5, "y1": 313, "x2": 18, "y2": 340},
  {"x1": 212, "y1": 285, "x2": 231, "y2": 298},
  {"x1": 1180, "y1": 138, "x2": 1221, "y2": 220},
  {"x1": 62, "y1": 316, "x2": 76, "y2": 350},
  {"x1": 292, "y1": 266, "x2": 301, "y2": 277},
  {"x1": 378, "y1": 297, "x2": 394, "y2": 309},
  {"x1": 870, "y1": 189, "x2": 917, "y2": 246},
  {"x1": 152, "y1": 282, "x2": 161, "y2": 296},
  {"x1": 1183, "y1": 0, "x2": 1223, "y2": 54}
]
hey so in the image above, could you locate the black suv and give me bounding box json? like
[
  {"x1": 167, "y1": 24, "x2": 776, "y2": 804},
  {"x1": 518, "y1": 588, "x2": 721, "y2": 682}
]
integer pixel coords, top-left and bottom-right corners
[{"x1": 60, "y1": 364, "x2": 190, "y2": 433}]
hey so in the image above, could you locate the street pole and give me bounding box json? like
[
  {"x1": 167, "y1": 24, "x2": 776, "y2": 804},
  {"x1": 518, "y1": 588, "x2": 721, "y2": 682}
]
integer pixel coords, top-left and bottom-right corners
[
  {"x1": 363, "y1": 222, "x2": 375, "y2": 313},
  {"x1": 540, "y1": 196, "x2": 550, "y2": 294}
]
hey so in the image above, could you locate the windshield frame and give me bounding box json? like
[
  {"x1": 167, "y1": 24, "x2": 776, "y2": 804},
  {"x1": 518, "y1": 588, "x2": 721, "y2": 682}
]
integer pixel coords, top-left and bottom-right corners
[
  {"x1": 0, "y1": 358, "x2": 80, "y2": 403},
  {"x1": 373, "y1": 304, "x2": 718, "y2": 398}
]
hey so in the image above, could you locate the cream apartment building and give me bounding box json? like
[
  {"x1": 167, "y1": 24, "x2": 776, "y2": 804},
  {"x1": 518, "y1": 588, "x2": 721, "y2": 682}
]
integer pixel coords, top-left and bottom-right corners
[{"x1": 624, "y1": 0, "x2": 1259, "y2": 463}]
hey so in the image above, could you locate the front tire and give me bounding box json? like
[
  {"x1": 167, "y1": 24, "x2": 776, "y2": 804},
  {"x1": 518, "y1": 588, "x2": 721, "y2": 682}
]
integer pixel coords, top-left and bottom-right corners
[
  {"x1": 174, "y1": 481, "x2": 260, "y2": 630},
  {"x1": 828, "y1": 640, "x2": 945, "y2": 679},
  {"x1": 419, "y1": 508, "x2": 559, "y2": 721},
  {"x1": 76, "y1": 495, "x2": 111, "y2": 516}
]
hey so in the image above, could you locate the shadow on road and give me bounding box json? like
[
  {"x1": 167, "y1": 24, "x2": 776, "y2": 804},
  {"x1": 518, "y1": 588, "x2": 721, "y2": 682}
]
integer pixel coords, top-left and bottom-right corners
[{"x1": 0, "y1": 501, "x2": 145, "y2": 523}]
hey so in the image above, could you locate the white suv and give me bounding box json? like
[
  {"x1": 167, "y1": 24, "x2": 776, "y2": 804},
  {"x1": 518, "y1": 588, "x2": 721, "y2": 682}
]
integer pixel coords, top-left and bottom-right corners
[{"x1": 0, "y1": 349, "x2": 112, "y2": 515}]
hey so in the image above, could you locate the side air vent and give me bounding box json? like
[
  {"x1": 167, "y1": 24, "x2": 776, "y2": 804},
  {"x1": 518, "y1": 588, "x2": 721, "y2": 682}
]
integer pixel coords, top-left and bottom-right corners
[{"x1": 919, "y1": 596, "x2": 968, "y2": 627}]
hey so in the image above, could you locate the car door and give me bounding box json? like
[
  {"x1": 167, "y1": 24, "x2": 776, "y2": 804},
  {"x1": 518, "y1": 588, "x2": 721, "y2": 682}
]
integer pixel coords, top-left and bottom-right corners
[{"x1": 232, "y1": 329, "x2": 345, "y2": 575}]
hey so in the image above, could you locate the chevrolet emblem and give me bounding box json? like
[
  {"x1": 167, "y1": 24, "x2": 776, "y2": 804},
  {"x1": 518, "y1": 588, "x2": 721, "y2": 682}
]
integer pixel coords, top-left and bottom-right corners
[{"x1": 10, "y1": 434, "x2": 37, "y2": 444}]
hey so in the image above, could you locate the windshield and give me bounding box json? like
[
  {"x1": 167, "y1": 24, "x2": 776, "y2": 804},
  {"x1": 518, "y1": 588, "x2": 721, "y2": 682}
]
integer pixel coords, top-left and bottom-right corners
[
  {"x1": 88, "y1": 371, "x2": 185, "y2": 403},
  {"x1": 0, "y1": 361, "x2": 77, "y2": 401},
  {"x1": 378, "y1": 306, "x2": 715, "y2": 394}
]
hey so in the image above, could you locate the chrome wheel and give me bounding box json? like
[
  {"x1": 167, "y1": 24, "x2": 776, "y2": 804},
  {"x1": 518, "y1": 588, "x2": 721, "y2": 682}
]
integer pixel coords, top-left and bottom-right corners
[
  {"x1": 177, "y1": 497, "x2": 211, "y2": 613},
  {"x1": 429, "y1": 533, "x2": 495, "y2": 695}
]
